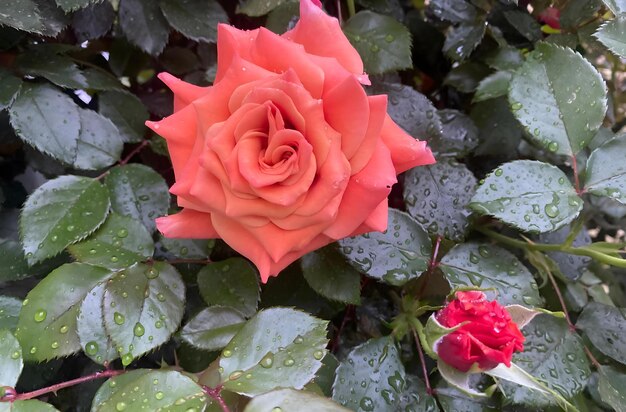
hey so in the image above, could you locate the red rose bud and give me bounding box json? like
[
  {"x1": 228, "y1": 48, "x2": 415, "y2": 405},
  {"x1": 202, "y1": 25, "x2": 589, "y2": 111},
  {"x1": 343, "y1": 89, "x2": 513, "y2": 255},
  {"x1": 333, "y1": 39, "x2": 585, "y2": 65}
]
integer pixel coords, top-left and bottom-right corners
[
  {"x1": 435, "y1": 291, "x2": 525, "y2": 372},
  {"x1": 538, "y1": 7, "x2": 560, "y2": 30}
]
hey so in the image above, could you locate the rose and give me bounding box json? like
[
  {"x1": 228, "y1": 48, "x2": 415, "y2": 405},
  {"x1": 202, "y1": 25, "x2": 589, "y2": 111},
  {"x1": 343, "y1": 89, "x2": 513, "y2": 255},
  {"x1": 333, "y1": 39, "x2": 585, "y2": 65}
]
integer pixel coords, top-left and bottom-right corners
[
  {"x1": 434, "y1": 291, "x2": 525, "y2": 372},
  {"x1": 147, "y1": 0, "x2": 434, "y2": 282},
  {"x1": 538, "y1": 7, "x2": 560, "y2": 30}
]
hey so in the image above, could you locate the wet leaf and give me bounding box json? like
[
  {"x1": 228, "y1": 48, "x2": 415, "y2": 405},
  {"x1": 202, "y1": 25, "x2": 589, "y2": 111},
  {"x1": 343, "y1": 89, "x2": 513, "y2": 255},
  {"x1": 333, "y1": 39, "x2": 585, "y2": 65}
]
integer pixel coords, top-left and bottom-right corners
[
  {"x1": 508, "y1": 42, "x2": 607, "y2": 156},
  {"x1": 20, "y1": 176, "x2": 110, "y2": 264},
  {"x1": 180, "y1": 306, "x2": 246, "y2": 351},
  {"x1": 15, "y1": 263, "x2": 113, "y2": 361},
  {"x1": 594, "y1": 17, "x2": 626, "y2": 59},
  {"x1": 197, "y1": 258, "x2": 260, "y2": 318},
  {"x1": 160, "y1": 0, "x2": 227, "y2": 43},
  {"x1": 0, "y1": 296, "x2": 22, "y2": 332},
  {"x1": 576, "y1": 302, "x2": 626, "y2": 365},
  {"x1": 98, "y1": 91, "x2": 148, "y2": 144},
  {"x1": 470, "y1": 160, "x2": 583, "y2": 233},
  {"x1": 439, "y1": 242, "x2": 542, "y2": 306},
  {"x1": 77, "y1": 283, "x2": 118, "y2": 365},
  {"x1": 584, "y1": 135, "x2": 626, "y2": 205},
  {"x1": 119, "y1": 0, "x2": 170, "y2": 56},
  {"x1": 403, "y1": 159, "x2": 477, "y2": 241},
  {"x1": 339, "y1": 209, "x2": 431, "y2": 286},
  {"x1": 598, "y1": 365, "x2": 626, "y2": 412},
  {"x1": 0, "y1": 0, "x2": 44, "y2": 33},
  {"x1": 219, "y1": 308, "x2": 328, "y2": 396},
  {"x1": 0, "y1": 329, "x2": 22, "y2": 387},
  {"x1": 245, "y1": 388, "x2": 351, "y2": 412}
]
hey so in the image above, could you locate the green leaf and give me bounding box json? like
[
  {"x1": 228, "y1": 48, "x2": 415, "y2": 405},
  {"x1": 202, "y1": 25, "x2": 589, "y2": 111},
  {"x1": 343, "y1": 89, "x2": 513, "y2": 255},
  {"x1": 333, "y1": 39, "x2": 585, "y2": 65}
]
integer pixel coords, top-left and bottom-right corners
[
  {"x1": 98, "y1": 91, "x2": 148, "y2": 143},
  {"x1": 0, "y1": 296, "x2": 22, "y2": 332},
  {"x1": 443, "y1": 19, "x2": 486, "y2": 61},
  {"x1": 197, "y1": 258, "x2": 260, "y2": 318},
  {"x1": 436, "y1": 382, "x2": 498, "y2": 412},
  {"x1": 471, "y1": 97, "x2": 523, "y2": 157},
  {"x1": 598, "y1": 365, "x2": 626, "y2": 412},
  {"x1": 81, "y1": 69, "x2": 124, "y2": 91},
  {"x1": 159, "y1": 236, "x2": 212, "y2": 259},
  {"x1": 160, "y1": 0, "x2": 227, "y2": 43},
  {"x1": 483, "y1": 45, "x2": 524, "y2": 71},
  {"x1": 343, "y1": 11, "x2": 412, "y2": 74},
  {"x1": 20, "y1": 176, "x2": 110, "y2": 264},
  {"x1": 181, "y1": 306, "x2": 247, "y2": 351},
  {"x1": 473, "y1": 71, "x2": 511, "y2": 102},
  {"x1": 236, "y1": 0, "x2": 288, "y2": 16},
  {"x1": 36, "y1": 0, "x2": 70, "y2": 37},
  {"x1": 103, "y1": 262, "x2": 185, "y2": 364},
  {"x1": 500, "y1": 314, "x2": 590, "y2": 406},
  {"x1": 266, "y1": 1, "x2": 299, "y2": 33},
  {"x1": 219, "y1": 307, "x2": 328, "y2": 396},
  {"x1": 9, "y1": 84, "x2": 80, "y2": 165},
  {"x1": 104, "y1": 164, "x2": 170, "y2": 233},
  {"x1": 602, "y1": 0, "x2": 626, "y2": 15},
  {"x1": 428, "y1": 0, "x2": 478, "y2": 23},
  {"x1": 15, "y1": 263, "x2": 113, "y2": 361},
  {"x1": 301, "y1": 244, "x2": 361, "y2": 305},
  {"x1": 594, "y1": 18, "x2": 626, "y2": 58},
  {"x1": 432, "y1": 109, "x2": 478, "y2": 157},
  {"x1": 443, "y1": 61, "x2": 491, "y2": 93},
  {"x1": 332, "y1": 336, "x2": 407, "y2": 411},
  {"x1": 0, "y1": 400, "x2": 60, "y2": 412},
  {"x1": 398, "y1": 375, "x2": 438, "y2": 412},
  {"x1": 0, "y1": 239, "x2": 30, "y2": 283},
  {"x1": 0, "y1": 69, "x2": 22, "y2": 110},
  {"x1": 585, "y1": 135, "x2": 626, "y2": 204},
  {"x1": 368, "y1": 82, "x2": 442, "y2": 145},
  {"x1": 508, "y1": 42, "x2": 607, "y2": 156},
  {"x1": 77, "y1": 283, "x2": 117, "y2": 365},
  {"x1": 536, "y1": 225, "x2": 591, "y2": 281},
  {"x1": 75, "y1": 109, "x2": 124, "y2": 170},
  {"x1": 91, "y1": 370, "x2": 206, "y2": 412},
  {"x1": 503, "y1": 10, "x2": 542, "y2": 42},
  {"x1": 403, "y1": 159, "x2": 477, "y2": 241},
  {"x1": 339, "y1": 209, "x2": 431, "y2": 286},
  {"x1": 576, "y1": 302, "x2": 626, "y2": 365},
  {"x1": 0, "y1": 0, "x2": 44, "y2": 33},
  {"x1": 439, "y1": 242, "x2": 542, "y2": 306},
  {"x1": 245, "y1": 388, "x2": 351, "y2": 412},
  {"x1": 68, "y1": 213, "x2": 154, "y2": 269},
  {"x1": 560, "y1": 0, "x2": 602, "y2": 29},
  {"x1": 470, "y1": 160, "x2": 583, "y2": 233},
  {"x1": 0, "y1": 329, "x2": 22, "y2": 387},
  {"x1": 72, "y1": 1, "x2": 115, "y2": 42},
  {"x1": 119, "y1": 0, "x2": 170, "y2": 56},
  {"x1": 15, "y1": 51, "x2": 86, "y2": 89},
  {"x1": 55, "y1": 0, "x2": 98, "y2": 12}
]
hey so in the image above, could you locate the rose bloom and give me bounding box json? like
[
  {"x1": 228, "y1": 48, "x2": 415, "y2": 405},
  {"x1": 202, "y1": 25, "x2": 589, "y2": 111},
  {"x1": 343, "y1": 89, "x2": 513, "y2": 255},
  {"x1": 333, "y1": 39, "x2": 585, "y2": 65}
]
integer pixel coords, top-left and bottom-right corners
[
  {"x1": 148, "y1": 0, "x2": 434, "y2": 281},
  {"x1": 435, "y1": 291, "x2": 525, "y2": 372}
]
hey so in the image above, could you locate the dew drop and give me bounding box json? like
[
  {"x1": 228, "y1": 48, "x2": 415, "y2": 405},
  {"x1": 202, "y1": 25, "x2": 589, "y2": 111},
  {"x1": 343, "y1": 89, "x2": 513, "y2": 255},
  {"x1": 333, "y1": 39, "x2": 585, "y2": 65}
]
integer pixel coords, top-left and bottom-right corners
[
  {"x1": 259, "y1": 352, "x2": 274, "y2": 368},
  {"x1": 34, "y1": 309, "x2": 47, "y2": 323},
  {"x1": 133, "y1": 322, "x2": 145, "y2": 337},
  {"x1": 85, "y1": 341, "x2": 99, "y2": 355},
  {"x1": 114, "y1": 312, "x2": 125, "y2": 325}
]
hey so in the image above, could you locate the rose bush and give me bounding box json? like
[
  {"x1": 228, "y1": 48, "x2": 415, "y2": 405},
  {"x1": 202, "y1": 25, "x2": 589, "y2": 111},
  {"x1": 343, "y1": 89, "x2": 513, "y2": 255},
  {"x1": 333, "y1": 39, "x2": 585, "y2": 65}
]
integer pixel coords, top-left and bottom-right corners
[
  {"x1": 148, "y1": 0, "x2": 434, "y2": 281},
  {"x1": 434, "y1": 291, "x2": 525, "y2": 372}
]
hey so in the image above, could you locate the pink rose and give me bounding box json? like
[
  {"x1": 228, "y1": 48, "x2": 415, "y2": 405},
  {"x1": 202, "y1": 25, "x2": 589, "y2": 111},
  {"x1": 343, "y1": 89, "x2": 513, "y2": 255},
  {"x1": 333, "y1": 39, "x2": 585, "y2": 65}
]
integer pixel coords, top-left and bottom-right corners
[
  {"x1": 148, "y1": 0, "x2": 435, "y2": 281},
  {"x1": 435, "y1": 291, "x2": 525, "y2": 372}
]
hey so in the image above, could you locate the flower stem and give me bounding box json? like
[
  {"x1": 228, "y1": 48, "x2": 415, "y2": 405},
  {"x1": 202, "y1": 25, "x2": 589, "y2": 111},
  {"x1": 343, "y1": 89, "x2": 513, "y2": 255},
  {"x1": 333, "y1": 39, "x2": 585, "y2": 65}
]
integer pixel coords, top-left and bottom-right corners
[
  {"x1": 346, "y1": 0, "x2": 356, "y2": 17},
  {"x1": 477, "y1": 227, "x2": 626, "y2": 268},
  {"x1": 411, "y1": 327, "x2": 433, "y2": 395},
  {"x1": 203, "y1": 386, "x2": 230, "y2": 412},
  {"x1": 1, "y1": 369, "x2": 125, "y2": 402},
  {"x1": 570, "y1": 155, "x2": 581, "y2": 195}
]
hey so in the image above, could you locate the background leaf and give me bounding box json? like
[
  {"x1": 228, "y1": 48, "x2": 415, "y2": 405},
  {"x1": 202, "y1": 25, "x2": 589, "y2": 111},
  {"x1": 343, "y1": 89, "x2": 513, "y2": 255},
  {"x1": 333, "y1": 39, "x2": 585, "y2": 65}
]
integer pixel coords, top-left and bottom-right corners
[
  {"x1": 576, "y1": 302, "x2": 626, "y2": 365},
  {"x1": 343, "y1": 11, "x2": 412, "y2": 74},
  {"x1": 197, "y1": 258, "x2": 260, "y2": 318},
  {"x1": 439, "y1": 242, "x2": 542, "y2": 306},
  {"x1": 245, "y1": 388, "x2": 351, "y2": 412},
  {"x1": 15, "y1": 263, "x2": 112, "y2": 361},
  {"x1": 219, "y1": 308, "x2": 328, "y2": 396},
  {"x1": 159, "y1": 0, "x2": 227, "y2": 43},
  {"x1": 470, "y1": 160, "x2": 583, "y2": 233},
  {"x1": 103, "y1": 262, "x2": 185, "y2": 365},
  {"x1": 0, "y1": 329, "x2": 23, "y2": 387},
  {"x1": 339, "y1": 209, "x2": 431, "y2": 286},
  {"x1": 119, "y1": 0, "x2": 170, "y2": 56},
  {"x1": 19, "y1": 176, "x2": 110, "y2": 264},
  {"x1": 0, "y1": 0, "x2": 44, "y2": 33},
  {"x1": 508, "y1": 42, "x2": 607, "y2": 156},
  {"x1": 594, "y1": 17, "x2": 626, "y2": 59},
  {"x1": 97, "y1": 91, "x2": 148, "y2": 144},
  {"x1": 584, "y1": 135, "x2": 626, "y2": 204}
]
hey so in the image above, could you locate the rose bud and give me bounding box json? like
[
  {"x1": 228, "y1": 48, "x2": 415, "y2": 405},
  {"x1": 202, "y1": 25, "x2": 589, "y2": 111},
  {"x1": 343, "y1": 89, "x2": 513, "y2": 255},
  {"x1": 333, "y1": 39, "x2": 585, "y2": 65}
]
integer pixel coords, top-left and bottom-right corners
[
  {"x1": 538, "y1": 7, "x2": 560, "y2": 30},
  {"x1": 434, "y1": 291, "x2": 525, "y2": 372},
  {"x1": 148, "y1": 0, "x2": 435, "y2": 282}
]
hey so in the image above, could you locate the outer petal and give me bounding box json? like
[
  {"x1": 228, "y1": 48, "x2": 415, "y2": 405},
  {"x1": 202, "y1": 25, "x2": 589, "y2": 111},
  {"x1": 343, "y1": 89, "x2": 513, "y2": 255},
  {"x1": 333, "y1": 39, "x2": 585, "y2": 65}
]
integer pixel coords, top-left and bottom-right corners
[
  {"x1": 324, "y1": 141, "x2": 396, "y2": 239},
  {"x1": 156, "y1": 209, "x2": 219, "y2": 239},
  {"x1": 380, "y1": 114, "x2": 436, "y2": 173},
  {"x1": 158, "y1": 72, "x2": 209, "y2": 113},
  {"x1": 215, "y1": 24, "x2": 259, "y2": 83},
  {"x1": 283, "y1": 0, "x2": 364, "y2": 77}
]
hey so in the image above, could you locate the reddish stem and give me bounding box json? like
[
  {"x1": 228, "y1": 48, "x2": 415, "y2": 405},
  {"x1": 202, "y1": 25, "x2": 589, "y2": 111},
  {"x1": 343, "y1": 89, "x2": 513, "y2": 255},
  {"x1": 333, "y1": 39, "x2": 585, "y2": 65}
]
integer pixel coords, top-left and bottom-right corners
[
  {"x1": 1, "y1": 369, "x2": 125, "y2": 402},
  {"x1": 571, "y1": 155, "x2": 582, "y2": 194},
  {"x1": 411, "y1": 328, "x2": 433, "y2": 396},
  {"x1": 331, "y1": 305, "x2": 354, "y2": 353},
  {"x1": 96, "y1": 140, "x2": 150, "y2": 180},
  {"x1": 203, "y1": 386, "x2": 230, "y2": 412},
  {"x1": 417, "y1": 235, "x2": 442, "y2": 299}
]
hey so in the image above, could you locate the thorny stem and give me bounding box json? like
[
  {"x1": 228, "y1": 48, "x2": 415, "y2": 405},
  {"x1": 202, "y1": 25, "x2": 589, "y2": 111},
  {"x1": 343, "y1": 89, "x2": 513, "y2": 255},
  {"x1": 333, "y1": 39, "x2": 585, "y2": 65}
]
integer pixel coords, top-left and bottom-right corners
[
  {"x1": 477, "y1": 227, "x2": 626, "y2": 268},
  {"x1": 411, "y1": 327, "x2": 433, "y2": 395},
  {"x1": 570, "y1": 155, "x2": 581, "y2": 195},
  {"x1": 203, "y1": 386, "x2": 230, "y2": 412},
  {"x1": 1, "y1": 369, "x2": 125, "y2": 402},
  {"x1": 96, "y1": 140, "x2": 150, "y2": 180}
]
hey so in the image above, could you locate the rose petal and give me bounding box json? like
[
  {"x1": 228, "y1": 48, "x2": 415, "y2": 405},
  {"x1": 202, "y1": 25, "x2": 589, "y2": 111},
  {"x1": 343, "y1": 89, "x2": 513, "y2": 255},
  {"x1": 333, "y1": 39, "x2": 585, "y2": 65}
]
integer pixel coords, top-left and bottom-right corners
[
  {"x1": 215, "y1": 24, "x2": 259, "y2": 83},
  {"x1": 381, "y1": 114, "x2": 436, "y2": 173},
  {"x1": 324, "y1": 141, "x2": 396, "y2": 239},
  {"x1": 348, "y1": 94, "x2": 388, "y2": 174},
  {"x1": 284, "y1": 0, "x2": 364, "y2": 77},
  {"x1": 156, "y1": 209, "x2": 218, "y2": 238}
]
